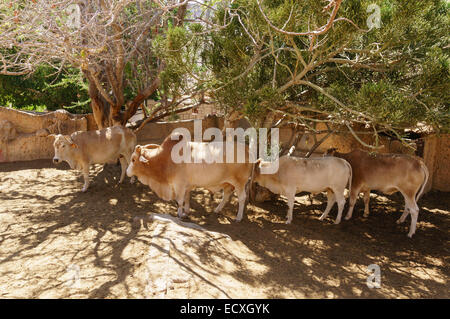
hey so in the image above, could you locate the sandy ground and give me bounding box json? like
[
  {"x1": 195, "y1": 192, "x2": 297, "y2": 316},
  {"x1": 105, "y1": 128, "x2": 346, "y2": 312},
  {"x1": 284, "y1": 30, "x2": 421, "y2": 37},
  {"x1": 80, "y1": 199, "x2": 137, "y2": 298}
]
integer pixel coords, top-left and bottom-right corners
[{"x1": 0, "y1": 160, "x2": 449, "y2": 299}]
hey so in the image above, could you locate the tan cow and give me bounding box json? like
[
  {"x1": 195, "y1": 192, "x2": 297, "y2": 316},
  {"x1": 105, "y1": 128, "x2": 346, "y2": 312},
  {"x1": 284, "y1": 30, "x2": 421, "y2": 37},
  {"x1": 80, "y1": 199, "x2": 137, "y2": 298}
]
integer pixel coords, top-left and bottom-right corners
[
  {"x1": 253, "y1": 155, "x2": 352, "y2": 224},
  {"x1": 325, "y1": 148, "x2": 429, "y2": 237},
  {"x1": 126, "y1": 133, "x2": 254, "y2": 221},
  {"x1": 51, "y1": 126, "x2": 137, "y2": 192}
]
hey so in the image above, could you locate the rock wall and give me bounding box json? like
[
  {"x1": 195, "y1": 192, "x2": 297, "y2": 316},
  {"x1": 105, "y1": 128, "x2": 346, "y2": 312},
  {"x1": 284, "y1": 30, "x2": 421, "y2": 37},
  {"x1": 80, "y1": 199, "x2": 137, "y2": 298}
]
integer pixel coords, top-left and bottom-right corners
[
  {"x1": 1, "y1": 106, "x2": 448, "y2": 192},
  {"x1": 0, "y1": 107, "x2": 95, "y2": 162},
  {"x1": 135, "y1": 115, "x2": 222, "y2": 146}
]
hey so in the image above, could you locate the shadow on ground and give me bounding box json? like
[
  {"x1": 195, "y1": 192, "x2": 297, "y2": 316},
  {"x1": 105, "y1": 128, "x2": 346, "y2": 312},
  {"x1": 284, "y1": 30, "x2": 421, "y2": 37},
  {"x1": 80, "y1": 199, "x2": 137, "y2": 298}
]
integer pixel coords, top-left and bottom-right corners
[{"x1": 0, "y1": 160, "x2": 448, "y2": 298}]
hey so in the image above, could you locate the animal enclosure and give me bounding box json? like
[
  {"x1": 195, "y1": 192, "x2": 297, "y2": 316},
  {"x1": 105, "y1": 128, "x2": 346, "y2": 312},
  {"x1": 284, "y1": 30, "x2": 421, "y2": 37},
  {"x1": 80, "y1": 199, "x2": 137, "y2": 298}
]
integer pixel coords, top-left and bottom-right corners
[{"x1": 0, "y1": 106, "x2": 449, "y2": 298}]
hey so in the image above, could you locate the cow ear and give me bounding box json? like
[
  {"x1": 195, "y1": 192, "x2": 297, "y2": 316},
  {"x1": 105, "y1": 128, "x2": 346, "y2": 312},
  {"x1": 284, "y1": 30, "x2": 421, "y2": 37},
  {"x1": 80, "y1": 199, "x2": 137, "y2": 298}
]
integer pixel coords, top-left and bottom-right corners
[
  {"x1": 71, "y1": 143, "x2": 78, "y2": 148},
  {"x1": 135, "y1": 145, "x2": 142, "y2": 154},
  {"x1": 49, "y1": 133, "x2": 62, "y2": 140},
  {"x1": 139, "y1": 155, "x2": 149, "y2": 164}
]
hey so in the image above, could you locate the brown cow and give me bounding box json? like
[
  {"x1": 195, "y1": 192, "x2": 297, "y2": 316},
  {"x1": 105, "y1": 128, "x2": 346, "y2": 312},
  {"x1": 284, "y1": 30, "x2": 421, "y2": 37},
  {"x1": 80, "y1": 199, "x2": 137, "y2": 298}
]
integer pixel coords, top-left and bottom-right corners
[
  {"x1": 325, "y1": 148, "x2": 429, "y2": 237},
  {"x1": 126, "y1": 133, "x2": 254, "y2": 221},
  {"x1": 51, "y1": 126, "x2": 137, "y2": 192}
]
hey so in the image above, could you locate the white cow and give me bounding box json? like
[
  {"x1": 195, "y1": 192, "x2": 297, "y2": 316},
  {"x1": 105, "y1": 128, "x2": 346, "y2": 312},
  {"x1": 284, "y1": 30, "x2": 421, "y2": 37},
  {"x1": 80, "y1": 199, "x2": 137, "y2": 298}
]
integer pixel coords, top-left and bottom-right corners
[
  {"x1": 253, "y1": 155, "x2": 352, "y2": 224},
  {"x1": 51, "y1": 125, "x2": 137, "y2": 192}
]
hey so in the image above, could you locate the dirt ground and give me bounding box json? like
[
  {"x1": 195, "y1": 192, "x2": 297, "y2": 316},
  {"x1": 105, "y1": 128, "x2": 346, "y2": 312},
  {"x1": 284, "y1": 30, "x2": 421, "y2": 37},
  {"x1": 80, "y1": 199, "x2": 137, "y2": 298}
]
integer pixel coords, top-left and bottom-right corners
[{"x1": 0, "y1": 160, "x2": 449, "y2": 299}]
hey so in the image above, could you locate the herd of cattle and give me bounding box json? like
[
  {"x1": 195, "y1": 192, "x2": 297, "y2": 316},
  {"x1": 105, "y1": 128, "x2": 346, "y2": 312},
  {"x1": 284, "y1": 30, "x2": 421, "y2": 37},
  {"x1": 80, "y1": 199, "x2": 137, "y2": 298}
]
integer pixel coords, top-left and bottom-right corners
[{"x1": 50, "y1": 125, "x2": 429, "y2": 238}]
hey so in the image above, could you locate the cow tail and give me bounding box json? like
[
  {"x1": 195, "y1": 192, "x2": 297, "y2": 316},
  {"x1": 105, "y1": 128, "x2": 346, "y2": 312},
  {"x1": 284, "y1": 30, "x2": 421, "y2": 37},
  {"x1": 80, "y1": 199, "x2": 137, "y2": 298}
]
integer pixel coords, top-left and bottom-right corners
[
  {"x1": 415, "y1": 161, "x2": 429, "y2": 202},
  {"x1": 248, "y1": 159, "x2": 261, "y2": 202},
  {"x1": 345, "y1": 160, "x2": 352, "y2": 198}
]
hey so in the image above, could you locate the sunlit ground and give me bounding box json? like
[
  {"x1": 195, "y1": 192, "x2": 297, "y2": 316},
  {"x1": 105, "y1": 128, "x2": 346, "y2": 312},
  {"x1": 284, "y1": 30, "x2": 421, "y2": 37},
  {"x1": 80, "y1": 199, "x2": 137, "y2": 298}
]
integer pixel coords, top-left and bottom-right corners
[{"x1": 0, "y1": 160, "x2": 448, "y2": 298}]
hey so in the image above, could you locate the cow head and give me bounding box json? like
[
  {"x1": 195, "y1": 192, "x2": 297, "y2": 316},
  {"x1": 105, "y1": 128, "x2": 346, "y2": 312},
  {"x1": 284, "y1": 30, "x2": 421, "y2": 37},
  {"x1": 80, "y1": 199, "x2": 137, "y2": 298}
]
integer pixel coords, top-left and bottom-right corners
[
  {"x1": 50, "y1": 134, "x2": 78, "y2": 164},
  {"x1": 324, "y1": 147, "x2": 338, "y2": 157},
  {"x1": 126, "y1": 144, "x2": 159, "y2": 177},
  {"x1": 127, "y1": 145, "x2": 141, "y2": 177}
]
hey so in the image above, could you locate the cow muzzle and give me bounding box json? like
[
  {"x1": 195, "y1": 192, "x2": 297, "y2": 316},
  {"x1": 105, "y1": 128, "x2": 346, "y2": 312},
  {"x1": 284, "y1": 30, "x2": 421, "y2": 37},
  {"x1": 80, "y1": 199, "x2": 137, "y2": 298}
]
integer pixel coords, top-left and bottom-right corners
[
  {"x1": 53, "y1": 157, "x2": 61, "y2": 164},
  {"x1": 126, "y1": 164, "x2": 133, "y2": 177}
]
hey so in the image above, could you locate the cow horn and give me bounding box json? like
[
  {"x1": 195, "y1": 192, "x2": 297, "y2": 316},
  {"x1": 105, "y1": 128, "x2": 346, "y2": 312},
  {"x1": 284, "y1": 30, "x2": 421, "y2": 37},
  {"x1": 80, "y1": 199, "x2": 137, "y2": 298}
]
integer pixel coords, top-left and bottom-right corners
[
  {"x1": 64, "y1": 135, "x2": 77, "y2": 148},
  {"x1": 48, "y1": 134, "x2": 58, "y2": 140}
]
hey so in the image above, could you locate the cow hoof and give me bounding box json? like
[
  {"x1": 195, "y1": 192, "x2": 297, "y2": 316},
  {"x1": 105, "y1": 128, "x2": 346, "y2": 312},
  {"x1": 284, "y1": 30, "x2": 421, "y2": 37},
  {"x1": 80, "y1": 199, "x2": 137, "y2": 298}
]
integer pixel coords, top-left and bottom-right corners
[
  {"x1": 363, "y1": 213, "x2": 370, "y2": 218},
  {"x1": 178, "y1": 213, "x2": 188, "y2": 220},
  {"x1": 319, "y1": 215, "x2": 325, "y2": 221},
  {"x1": 81, "y1": 188, "x2": 88, "y2": 193},
  {"x1": 235, "y1": 218, "x2": 242, "y2": 222},
  {"x1": 407, "y1": 233, "x2": 414, "y2": 238},
  {"x1": 285, "y1": 220, "x2": 291, "y2": 225},
  {"x1": 344, "y1": 215, "x2": 352, "y2": 220}
]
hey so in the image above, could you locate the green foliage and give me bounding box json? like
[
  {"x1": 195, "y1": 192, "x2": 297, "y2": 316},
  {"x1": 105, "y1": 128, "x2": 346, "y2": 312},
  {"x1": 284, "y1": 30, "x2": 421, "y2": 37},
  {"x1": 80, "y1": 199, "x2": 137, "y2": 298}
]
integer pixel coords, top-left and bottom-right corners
[
  {"x1": 0, "y1": 65, "x2": 89, "y2": 113},
  {"x1": 154, "y1": 24, "x2": 206, "y2": 100},
  {"x1": 203, "y1": 0, "x2": 449, "y2": 133}
]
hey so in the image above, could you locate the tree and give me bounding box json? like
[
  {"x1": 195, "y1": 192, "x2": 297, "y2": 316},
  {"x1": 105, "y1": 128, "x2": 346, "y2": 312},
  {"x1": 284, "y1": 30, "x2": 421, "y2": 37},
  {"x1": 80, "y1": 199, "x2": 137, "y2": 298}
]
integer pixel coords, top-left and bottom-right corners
[
  {"x1": 0, "y1": 0, "x2": 221, "y2": 128},
  {"x1": 0, "y1": 65, "x2": 90, "y2": 113},
  {"x1": 202, "y1": 0, "x2": 449, "y2": 151}
]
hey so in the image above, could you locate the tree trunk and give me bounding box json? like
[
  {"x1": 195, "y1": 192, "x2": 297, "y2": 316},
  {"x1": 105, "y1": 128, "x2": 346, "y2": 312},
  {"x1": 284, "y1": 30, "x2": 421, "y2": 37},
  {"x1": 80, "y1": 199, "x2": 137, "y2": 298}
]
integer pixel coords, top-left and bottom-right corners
[{"x1": 86, "y1": 73, "x2": 111, "y2": 129}]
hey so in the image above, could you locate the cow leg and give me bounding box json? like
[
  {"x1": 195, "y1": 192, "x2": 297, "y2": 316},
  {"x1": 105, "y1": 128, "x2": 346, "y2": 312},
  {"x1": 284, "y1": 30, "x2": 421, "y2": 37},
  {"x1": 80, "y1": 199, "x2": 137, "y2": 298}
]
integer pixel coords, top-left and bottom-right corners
[
  {"x1": 345, "y1": 187, "x2": 360, "y2": 220},
  {"x1": 334, "y1": 191, "x2": 346, "y2": 224},
  {"x1": 120, "y1": 152, "x2": 136, "y2": 184},
  {"x1": 396, "y1": 204, "x2": 410, "y2": 224},
  {"x1": 235, "y1": 186, "x2": 247, "y2": 222},
  {"x1": 118, "y1": 156, "x2": 127, "y2": 184},
  {"x1": 183, "y1": 191, "x2": 191, "y2": 215},
  {"x1": 286, "y1": 192, "x2": 296, "y2": 224},
  {"x1": 408, "y1": 205, "x2": 419, "y2": 238},
  {"x1": 81, "y1": 165, "x2": 90, "y2": 192},
  {"x1": 319, "y1": 190, "x2": 336, "y2": 221},
  {"x1": 402, "y1": 192, "x2": 419, "y2": 238},
  {"x1": 214, "y1": 185, "x2": 233, "y2": 213},
  {"x1": 177, "y1": 194, "x2": 187, "y2": 219},
  {"x1": 363, "y1": 191, "x2": 371, "y2": 218}
]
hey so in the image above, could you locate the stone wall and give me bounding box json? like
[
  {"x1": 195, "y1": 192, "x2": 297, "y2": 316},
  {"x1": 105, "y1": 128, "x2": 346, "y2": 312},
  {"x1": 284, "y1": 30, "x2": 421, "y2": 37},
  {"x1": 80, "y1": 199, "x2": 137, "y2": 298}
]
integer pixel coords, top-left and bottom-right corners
[
  {"x1": 0, "y1": 107, "x2": 95, "y2": 162},
  {"x1": 1, "y1": 106, "x2": 448, "y2": 192}
]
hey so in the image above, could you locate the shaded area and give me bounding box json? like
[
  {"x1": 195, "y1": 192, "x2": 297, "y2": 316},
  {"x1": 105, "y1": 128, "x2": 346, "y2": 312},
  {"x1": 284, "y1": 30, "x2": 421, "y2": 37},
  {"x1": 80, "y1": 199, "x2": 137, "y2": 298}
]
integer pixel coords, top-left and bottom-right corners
[{"x1": 0, "y1": 159, "x2": 448, "y2": 298}]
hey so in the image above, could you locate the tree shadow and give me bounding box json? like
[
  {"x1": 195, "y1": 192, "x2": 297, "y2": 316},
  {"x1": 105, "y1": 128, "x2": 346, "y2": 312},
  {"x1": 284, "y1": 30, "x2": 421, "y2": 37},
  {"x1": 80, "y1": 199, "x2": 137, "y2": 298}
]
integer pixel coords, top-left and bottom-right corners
[{"x1": 0, "y1": 160, "x2": 448, "y2": 298}]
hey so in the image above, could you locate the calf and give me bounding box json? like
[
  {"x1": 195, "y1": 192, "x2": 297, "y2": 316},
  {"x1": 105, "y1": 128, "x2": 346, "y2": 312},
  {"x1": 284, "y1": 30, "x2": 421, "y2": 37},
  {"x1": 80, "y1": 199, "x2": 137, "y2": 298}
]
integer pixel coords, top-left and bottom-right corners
[
  {"x1": 51, "y1": 125, "x2": 137, "y2": 192},
  {"x1": 126, "y1": 133, "x2": 254, "y2": 221},
  {"x1": 325, "y1": 148, "x2": 429, "y2": 237},
  {"x1": 253, "y1": 155, "x2": 352, "y2": 224}
]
